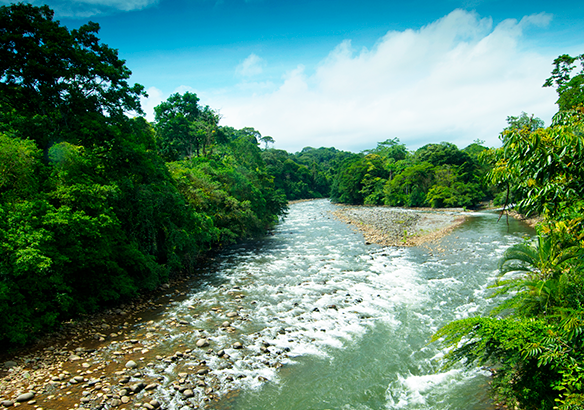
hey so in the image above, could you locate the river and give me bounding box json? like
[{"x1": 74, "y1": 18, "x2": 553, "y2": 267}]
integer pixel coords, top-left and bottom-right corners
[
  {"x1": 8, "y1": 199, "x2": 534, "y2": 410},
  {"x1": 122, "y1": 199, "x2": 533, "y2": 410}
]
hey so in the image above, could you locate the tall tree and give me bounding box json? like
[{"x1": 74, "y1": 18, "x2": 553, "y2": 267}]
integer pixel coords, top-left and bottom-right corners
[
  {"x1": 0, "y1": 3, "x2": 145, "y2": 149},
  {"x1": 154, "y1": 92, "x2": 219, "y2": 160}
]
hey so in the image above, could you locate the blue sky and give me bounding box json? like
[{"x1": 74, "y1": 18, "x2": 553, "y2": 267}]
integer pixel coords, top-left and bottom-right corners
[{"x1": 4, "y1": 0, "x2": 584, "y2": 153}]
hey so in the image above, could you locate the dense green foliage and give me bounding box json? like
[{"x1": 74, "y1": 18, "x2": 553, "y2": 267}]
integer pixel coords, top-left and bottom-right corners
[
  {"x1": 544, "y1": 54, "x2": 584, "y2": 112},
  {"x1": 0, "y1": 4, "x2": 286, "y2": 345},
  {"x1": 330, "y1": 138, "x2": 490, "y2": 208},
  {"x1": 261, "y1": 146, "x2": 354, "y2": 200},
  {"x1": 433, "y1": 54, "x2": 584, "y2": 410}
]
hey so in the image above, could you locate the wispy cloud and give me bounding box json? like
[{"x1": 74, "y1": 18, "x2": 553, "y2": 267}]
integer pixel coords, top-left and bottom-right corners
[
  {"x1": 206, "y1": 9, "x2": 558, "y2": 152},
  {"x1": 0, "y1": 0, "x2": 159, "y2": 17},
  {"x1": 236, "y1": 53, "x2": 266, "y2": 77}
]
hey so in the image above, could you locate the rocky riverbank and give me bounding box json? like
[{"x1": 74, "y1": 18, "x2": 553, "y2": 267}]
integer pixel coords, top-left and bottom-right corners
[
  {"x1": 0, "y1": 279, "x2": 284, "y2": 410},
  {"x1": 332, "y1": 205, "x2": 467, "y2": 247}
]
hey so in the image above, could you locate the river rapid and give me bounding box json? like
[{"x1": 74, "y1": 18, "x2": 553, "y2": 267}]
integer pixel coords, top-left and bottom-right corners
[
  {"x1": 3, "y1": 199, "x2": 534, "y2": 410},
  {"x1": 140, "y1": 199, "x2": 532, "y2": 410}
]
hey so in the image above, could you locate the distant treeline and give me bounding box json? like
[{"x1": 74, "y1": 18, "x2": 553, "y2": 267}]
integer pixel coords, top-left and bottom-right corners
[{"x1": 263, "y1": 138, "x2": 496, "y2": 209}]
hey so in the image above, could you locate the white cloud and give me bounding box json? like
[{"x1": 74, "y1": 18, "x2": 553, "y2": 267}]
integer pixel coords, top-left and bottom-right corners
[
  {"x1": 236, "y1": 53, "x2": 266, "y2": 77},
  {"x1": 208, "y1": 9, "x2": 558, "y2": 153},
  {"x1": 0, "y1": 0, "x2": 159, "y2": 17},
  {"x1": 140, "y1": 86, "x2": 165, "y2": 122}
]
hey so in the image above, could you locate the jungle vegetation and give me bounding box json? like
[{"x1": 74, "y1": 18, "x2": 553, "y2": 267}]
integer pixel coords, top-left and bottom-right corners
[
  {"x1": 3, "y1": 11, "x2": 584, "y2": 410},
  {"x1": 0, "y1": 3, "x2": 286, "y2": 345},
  {"x1": 432, "y1": 52, "x2": 584, "y2": 410},
  {"x1": 329, "y1": 138, "x2": 492, "y2": 208}
]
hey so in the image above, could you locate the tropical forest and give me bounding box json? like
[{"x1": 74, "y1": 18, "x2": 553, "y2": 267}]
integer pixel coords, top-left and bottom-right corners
[{"x1": 1, "y1": 3, "x2": 584, "y2": 410}]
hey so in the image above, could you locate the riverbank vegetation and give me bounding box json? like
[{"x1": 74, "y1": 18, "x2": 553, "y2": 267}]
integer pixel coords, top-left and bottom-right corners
[
  {"x1": 0, "y1": 4, "x2": 286, "y2": 345},
  {"x1": 329, "y1": 138, "x2": 492, "y2": 208},
  {"x1": 433, "y1": 53, "x2": 584, "y2": 409},
  {"x1": 3, "y1": 10, "x2": 584, "y2": 410}
]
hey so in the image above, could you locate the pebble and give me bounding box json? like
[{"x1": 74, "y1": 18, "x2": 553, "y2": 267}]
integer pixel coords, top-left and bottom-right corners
[
  {"x1": 125, "y1": 360, "x2": 138, "y2": 369},
  {"x1": 15, "y1": 392, "x2": 34, "y2": 402},
  {"x1": 233, "y1": 342, "x2": 243, "y2": 349},
  {"x1": 129, "y1": 383, "x2": 145, "y2": 393},
  {"x1": 149, "y1": 399, "x2": 161, "y2": 408},
  {"x1": 183, "y1": 389, "x2": 194, "y2": 398},
  {"x1": 196, "y1": 339, "x2": 209, "y2": 348}
]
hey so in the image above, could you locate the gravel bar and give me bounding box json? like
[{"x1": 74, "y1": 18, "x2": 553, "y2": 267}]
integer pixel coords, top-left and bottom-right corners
[{"x1": 332, "y1": 205, "x2": 467, "y2": 247}]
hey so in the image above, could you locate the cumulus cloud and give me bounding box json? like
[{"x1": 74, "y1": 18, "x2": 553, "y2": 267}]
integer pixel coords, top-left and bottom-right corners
[
  {"x1": 236, "y1": 53, "x2": 266, "y2": 77},
  {"x1": 0, "y1": 0, "x2": 159, "y2": 17},
  {"x1": 210, "y1": 9, "x2": 558, "y2": 153}
]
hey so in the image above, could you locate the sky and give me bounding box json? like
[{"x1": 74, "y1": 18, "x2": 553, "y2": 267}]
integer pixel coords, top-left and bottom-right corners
[{"x1": 4, "y1": 0, "x2": 584, "y2": 153}]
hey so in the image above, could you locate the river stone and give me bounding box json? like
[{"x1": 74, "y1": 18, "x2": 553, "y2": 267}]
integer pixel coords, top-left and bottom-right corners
[
  {"x1": 233, "y1": 342, "x2": 243, "y2": 349},
  {"x1": 121, "y1": 396, "x2": 130, "y2": 404},
  {"x1": 15, "y1": 393, "x2": 34, "y2": 402},
  {"x1": 226, "y1": 312, "x2": 238, "y2": 318},
  {"x1": 222, "y1": 321, "x2": 230, "y2": 327},
  {"x1": 144, "y1": 383, "x2": 158, "y2": 391},
  {"x1": 196, "y1": 368, "x2": 208, "y2": 375},
  {"x1": 69, "y1": 355, "x2": 82, "y2": 361},
  {"x1": 196, "y1": 339, "x2": 209, "y2": 348},
  {"x1": 2, "y1": 400, "x2": 14, "y2": 407},
  {"x1": 149, "y1": 399, "x2": 161, "y2": 408},
  {"x1": 183, "y1": 389, "x2": 194, "y2": 398},
  {"x1": 129, "y1": 382, "x2": 145, "y2": 393},
  {"x1": 125, "y1": 360, "x2": 137, "y2": 369}
]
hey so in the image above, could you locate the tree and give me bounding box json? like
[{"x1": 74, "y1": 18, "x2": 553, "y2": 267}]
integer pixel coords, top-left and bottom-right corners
[
  {"x1": 0, "y1": 3, "x2": 145, "y2": 149},
  {"x1": 260, "y1": 135, "x2": 275, "y2": 150},
  {"x1": 544, "y1": 54, "x2": 584, "y2": 111},
  {"x1": 505, "y1": 112, "x2": 545, "y2": 133},
  {"x1": 154, "y1": 92, "x2": 220, "y2": 160}
]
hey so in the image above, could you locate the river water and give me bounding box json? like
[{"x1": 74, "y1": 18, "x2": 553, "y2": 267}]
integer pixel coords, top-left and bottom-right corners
[{"x1": 122, "y1": 199, "x2": 533, "y2": 410}]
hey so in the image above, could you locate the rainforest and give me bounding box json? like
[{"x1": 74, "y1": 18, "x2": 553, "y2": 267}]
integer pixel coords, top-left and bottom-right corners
[{"x1": 2, "y1": 4, "x2": 584, "y2": 410}]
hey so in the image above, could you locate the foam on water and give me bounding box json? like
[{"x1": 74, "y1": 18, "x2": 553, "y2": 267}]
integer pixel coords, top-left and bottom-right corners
[{"x1": 123, "y1": 200, "x2": 533, "y2": 409}]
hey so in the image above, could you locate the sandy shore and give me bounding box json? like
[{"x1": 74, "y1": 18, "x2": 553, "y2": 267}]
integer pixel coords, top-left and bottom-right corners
[{"x1": 332, "y1": 205, "x2": 467, "y2": 247}]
